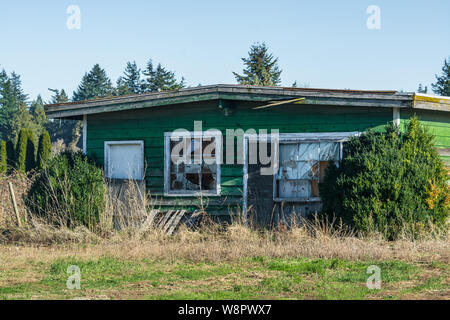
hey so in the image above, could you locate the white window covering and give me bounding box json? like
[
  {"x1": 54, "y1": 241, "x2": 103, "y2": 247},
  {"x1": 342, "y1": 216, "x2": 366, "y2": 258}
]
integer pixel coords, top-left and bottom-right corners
[
  {"x1": 275, "y1": 142, "x2": 340, "y2": 200},
  {"x1": 104, "y1": 141, "x2": 144, "y2": 180}
]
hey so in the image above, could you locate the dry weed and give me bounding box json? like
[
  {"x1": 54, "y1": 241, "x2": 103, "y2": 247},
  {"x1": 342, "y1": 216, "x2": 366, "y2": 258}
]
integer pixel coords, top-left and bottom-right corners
[{"x1": 0, "y1": 174, "x2": 448, "y2": 264}]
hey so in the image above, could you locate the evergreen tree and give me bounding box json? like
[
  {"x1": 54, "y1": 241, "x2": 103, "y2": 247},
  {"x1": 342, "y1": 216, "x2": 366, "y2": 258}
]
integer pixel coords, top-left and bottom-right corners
[
  {"x1": 49, "y1": 88, "x2": 69, "y2": 104},
  {"x1": 15, "y1": 102, "x2": 34, "y2": 138},
  {"x1": 417, "y1": 84, "x2": 428, "y2": 94},
  {"x1": 37, "y1": 129, "x2": 51, "y2": 169},
  {"x1": 0, "y1": 70, "x2": 28, "y2": 141},
  {"x1": 115, "y1": 77, "x2": 132, "y2": 96},
  {"x1": 431, "y1": 57, "x2": 450, "y2": 96},
  {"x1": 10, "y1": 72, "x2": 28, "y2": 102},
  {"x1": 143, "y1": 60, "x2": 185, "y2": 92},
  {"x1": 15, "y1": 128, "x2": 28, "y2": 173},
  {"x1": 25, "y1": 129, "x2": 36, "y2": 172},
  {"x1": 73, "y1": 64, "x2": 114, "y2": 101},
  {"x1": 0, "y1": 140, "x2": 6, "y2": 174},
  {"x1": 233, "y1": 43, "x2": 282, "y2": 86},
  {"x1": 117, "y1": 61, "x2": 144, "y2": 95},
  {"x1": 6, "y1": 140, "x2": 15, "y2": 168},
  {"x1": 30, "y1": 95, "x2": 48, "y2": 135}
]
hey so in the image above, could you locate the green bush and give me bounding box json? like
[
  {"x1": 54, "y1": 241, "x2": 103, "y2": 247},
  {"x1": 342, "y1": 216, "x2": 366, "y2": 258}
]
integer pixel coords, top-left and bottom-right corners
[
  {"x1": 15, "y1": 129, "x2": 28, "y2": 173},
  {"x1": 320, "y1": 117, "x2": 449, "y2": 239},
  {"x1": 36, "y1": 129, "x2": 52, "y2": 169},
  {"x1": 27, "y1": 151, "x2": 106, "y2": 228},
  {"x1": 0, "y1": 140, "x2": 6, "y2": 174},
  {"x1": 14, "y1": 128, "x2": 37, "y2": 173},
  {"x1": 25, "y1": 130, "x2": 36, "y2": 172},
  {"x1": 6, "y1": 140, "x2": 15, "y2": 168}
]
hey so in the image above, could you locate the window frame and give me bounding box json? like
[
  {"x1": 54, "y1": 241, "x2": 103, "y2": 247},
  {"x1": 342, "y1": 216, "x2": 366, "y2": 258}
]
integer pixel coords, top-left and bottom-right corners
[
  {"x1": 104, "y1": 140, "x2": 145, "y2": 181},
  {"x1": 164, "y1": 131, "x2": 222, "y2": 197},
  {"x1": 273, "y1": 138, "x2": 344, "y2": 203}
]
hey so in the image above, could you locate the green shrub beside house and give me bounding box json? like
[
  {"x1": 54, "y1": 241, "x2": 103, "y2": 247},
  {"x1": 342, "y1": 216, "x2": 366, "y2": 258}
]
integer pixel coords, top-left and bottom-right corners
[
  {"x1": 320, "y1": 117, "x2": 449, "y2": 239},
  {"x1": 27, "y1": 151, "x2": 106, "y2": 228}
]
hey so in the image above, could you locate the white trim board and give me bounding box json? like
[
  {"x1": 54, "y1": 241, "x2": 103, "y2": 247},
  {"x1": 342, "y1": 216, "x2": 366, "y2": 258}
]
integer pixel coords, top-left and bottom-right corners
[
  {"x1": 82, "y1": 114, "x2": 87, "y2": 155},
  {"x1": 393, "y1": 107, "x2": 401, "y2": 127}
]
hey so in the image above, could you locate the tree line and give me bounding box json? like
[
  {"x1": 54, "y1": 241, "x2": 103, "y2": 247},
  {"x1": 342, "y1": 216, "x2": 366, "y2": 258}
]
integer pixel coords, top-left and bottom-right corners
[{"x1": 0, "y1": 58, "x2": 186, "y2": 174}]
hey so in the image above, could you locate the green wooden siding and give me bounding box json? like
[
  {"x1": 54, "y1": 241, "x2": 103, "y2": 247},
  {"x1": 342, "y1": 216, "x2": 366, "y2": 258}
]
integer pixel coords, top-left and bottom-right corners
[
  {"x1": 400, "y1": 109, "x2": 450, "y2": 166},
  {"x1": 87, "y1": 100, "x2": 394, "y2": 215}
]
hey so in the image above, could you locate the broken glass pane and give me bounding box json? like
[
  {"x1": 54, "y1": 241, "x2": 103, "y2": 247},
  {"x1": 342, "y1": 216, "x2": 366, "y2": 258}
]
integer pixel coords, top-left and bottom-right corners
[{"x1": 168, "y1": 134, "x2": 218, "y2": 193}]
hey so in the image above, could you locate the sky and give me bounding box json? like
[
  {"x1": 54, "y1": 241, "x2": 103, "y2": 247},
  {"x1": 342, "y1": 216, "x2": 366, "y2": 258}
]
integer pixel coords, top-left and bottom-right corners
[{"x1": 0, "y1": 0, "x2": 449, "y2": 102}]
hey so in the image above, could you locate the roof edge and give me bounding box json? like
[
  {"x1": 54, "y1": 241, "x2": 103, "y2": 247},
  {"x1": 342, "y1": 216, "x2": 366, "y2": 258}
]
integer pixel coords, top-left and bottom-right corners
[{"x1": 44, "y1": 84, "x2": 450, "y2": 118}]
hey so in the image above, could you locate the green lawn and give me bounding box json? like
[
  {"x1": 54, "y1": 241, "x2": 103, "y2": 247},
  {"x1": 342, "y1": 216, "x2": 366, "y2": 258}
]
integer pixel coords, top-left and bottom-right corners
[{"x1": 1, "y1": 255, "x2": 448, "y2": 300}]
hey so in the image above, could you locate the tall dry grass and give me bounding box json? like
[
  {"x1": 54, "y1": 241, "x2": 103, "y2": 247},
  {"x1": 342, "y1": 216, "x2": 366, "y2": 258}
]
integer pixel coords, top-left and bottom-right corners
[{"x1": 0, "y1": 173, "x2": 449, "y2": 264}]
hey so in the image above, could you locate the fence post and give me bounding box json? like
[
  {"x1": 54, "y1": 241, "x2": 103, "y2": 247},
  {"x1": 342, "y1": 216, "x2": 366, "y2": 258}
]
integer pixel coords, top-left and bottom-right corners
[{"x1": 8, "y1": 182, "x2": 21, "y2": 228}]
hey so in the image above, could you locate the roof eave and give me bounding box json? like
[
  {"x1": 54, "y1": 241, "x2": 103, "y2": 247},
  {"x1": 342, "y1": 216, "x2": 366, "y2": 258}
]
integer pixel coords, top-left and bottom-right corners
[
  {"x1": 44, "y1": 84, "x2": 449, "y2": 119},
  {"x1": 413, "y1": 93, "x2": 450, "y2": 112}
]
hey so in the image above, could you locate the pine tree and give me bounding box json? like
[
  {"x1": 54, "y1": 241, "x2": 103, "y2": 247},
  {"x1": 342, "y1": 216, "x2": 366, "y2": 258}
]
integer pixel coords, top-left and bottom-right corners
[
  {"x1": 117, "y1": 61, "x2": 144, "y2": 95},
  {"x1": 25, "y1": 129, "x2": 36, "y2": 172},
  {"x1": 30, "y1": 95, "x2": 48, "y2": 135},
  {"x1": 15, "y1": 102, "x2": 34, "y2": 139},
  {"x1": 115, "y1": 77, "x2": 132, "y2": 96},
  {"x1": 0, "y1": 140, "x2": 6, "y2": 174},
  {"x1": 49, "y1": 88, "x2": 69, "y2": 104},
  {"x1": 73, "y1": 64, "x2": 114, "y2": 101},
  {"x1": 6, "y1": 140, "x2": 15, "y2": 168},
  {"x1": 0, "y1": 70, "x2": 28, "y2": 141},
  {"x1": 233, "y1": 43, "x2": 282, "y2": 86},
  {"x1": 15, "y1": 128, "x2": 28, "y2": 173},
  {"x1": 417, "y1": 84, "x2": 428, "y2": 94},
  {"x1": 36, "y1": 129, "x2": 51, "y2": 169},
  {"x1": 143, "y1": 60, "x2": 185, "y2": 92},
  {"x1": 432, "y1": 57, "x2": 450, "y2": 96}
]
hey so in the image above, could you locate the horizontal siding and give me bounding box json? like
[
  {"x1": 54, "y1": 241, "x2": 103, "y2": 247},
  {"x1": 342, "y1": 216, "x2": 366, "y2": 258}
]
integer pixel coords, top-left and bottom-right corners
[
  {"x1": 87, "y1": 100, "x2": 393, "y2": 213},
  {"x1": 400, "y1": 109, "x2": 450, "y2": 165}
]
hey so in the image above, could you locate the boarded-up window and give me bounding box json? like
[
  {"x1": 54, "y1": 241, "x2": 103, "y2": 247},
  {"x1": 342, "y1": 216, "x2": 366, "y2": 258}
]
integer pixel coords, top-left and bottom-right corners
[
  {"x1": 165, "y1": 132, "x2": 221, "y2": 195},
  {"x1": 274, "y1": 142, "x2": 340, "y2": 200},
  {"x1": 105, "y1": 141, "x2": 144, "y2": 180}
]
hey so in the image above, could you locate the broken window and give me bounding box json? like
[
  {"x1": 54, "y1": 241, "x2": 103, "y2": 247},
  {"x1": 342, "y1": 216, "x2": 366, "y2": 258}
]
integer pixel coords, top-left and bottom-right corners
[
  {"x1": 165, "y1": 132, "x2": 221, "y2": 195},
  {"x1": 274, "y1": 141, "x2": 340, "y2": 201}
]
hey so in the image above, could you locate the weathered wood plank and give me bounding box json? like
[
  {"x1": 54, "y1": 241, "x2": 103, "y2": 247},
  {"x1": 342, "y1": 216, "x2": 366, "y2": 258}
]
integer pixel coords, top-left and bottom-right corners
[
  {"x1": 166, "y1": 210, "x2": 186, "y2": 235},
  {"x1": 157, "y1": 210, "x2": 174, "y2": 228}
]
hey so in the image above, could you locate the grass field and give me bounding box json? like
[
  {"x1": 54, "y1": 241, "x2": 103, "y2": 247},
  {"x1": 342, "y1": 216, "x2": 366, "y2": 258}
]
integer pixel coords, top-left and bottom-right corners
[{"x1": 0, "y1": 243, "x2": 448, "y2": 300}]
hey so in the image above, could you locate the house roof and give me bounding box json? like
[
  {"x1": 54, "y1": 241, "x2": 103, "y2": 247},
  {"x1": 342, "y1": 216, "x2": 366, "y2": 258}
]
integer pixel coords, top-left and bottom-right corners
[{"x1": 44, "y1": 84, "x2": 450, "y2": 119}]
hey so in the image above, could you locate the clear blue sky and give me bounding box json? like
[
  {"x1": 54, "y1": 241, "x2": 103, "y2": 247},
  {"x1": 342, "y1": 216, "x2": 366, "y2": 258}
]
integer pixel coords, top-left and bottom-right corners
[{"x1": 0, "y1": 0, "x2": 449, "y2": 102}]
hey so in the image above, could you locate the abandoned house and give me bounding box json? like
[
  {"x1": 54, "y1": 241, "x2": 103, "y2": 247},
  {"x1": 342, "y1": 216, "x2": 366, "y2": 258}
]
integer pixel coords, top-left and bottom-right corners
[{"x1": 45, "y1": 84, "x2": 450, "y2": 226}]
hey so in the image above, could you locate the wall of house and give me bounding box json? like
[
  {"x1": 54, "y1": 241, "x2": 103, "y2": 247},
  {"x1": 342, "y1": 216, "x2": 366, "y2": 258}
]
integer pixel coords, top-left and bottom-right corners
[
  {"x1": 86, "y1": 100, "x2": 394, "y2": 217},
  {"x1": 400, "y1": 109, "x2": 450, "y2": 166}
]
